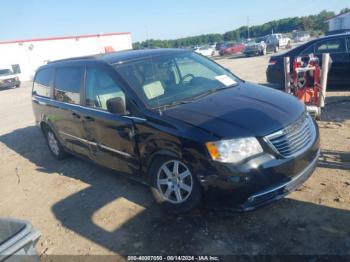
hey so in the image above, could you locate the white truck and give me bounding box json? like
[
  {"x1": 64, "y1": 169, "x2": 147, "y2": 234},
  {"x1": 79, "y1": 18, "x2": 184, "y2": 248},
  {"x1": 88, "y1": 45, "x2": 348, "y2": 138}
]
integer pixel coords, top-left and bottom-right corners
[
  {"x1": 0, "y1": 68, "x2": 21, "y2": 89},
  {"x1": 265, "y1": 34, "x2": 292, "y2": 52}
]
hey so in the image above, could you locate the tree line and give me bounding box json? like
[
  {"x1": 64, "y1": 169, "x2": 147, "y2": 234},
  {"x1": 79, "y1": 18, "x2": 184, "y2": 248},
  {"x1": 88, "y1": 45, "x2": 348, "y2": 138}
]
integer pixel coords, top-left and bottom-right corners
[{"x1": 133, "y1": 9, "x2": 343, "y2": 49}]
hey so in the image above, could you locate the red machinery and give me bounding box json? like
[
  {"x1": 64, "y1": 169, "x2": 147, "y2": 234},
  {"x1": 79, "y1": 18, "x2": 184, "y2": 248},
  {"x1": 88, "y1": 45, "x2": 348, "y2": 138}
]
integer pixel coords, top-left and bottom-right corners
[{"x1": 289, "y1": 54, "x2": 323, "y2": 119}]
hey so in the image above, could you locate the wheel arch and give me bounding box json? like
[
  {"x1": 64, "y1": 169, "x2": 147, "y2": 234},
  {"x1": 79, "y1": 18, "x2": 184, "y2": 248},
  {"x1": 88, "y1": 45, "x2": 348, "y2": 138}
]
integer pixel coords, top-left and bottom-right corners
[
  {"x1": 145, "y1": 149, "x2": 181, "y2": 178},
  {"x1": 40, "y1": 121, "x2": 50, "y2": 134},
  {"x1": 39, "y1": 120, "x2": 64, "y2": 145}
]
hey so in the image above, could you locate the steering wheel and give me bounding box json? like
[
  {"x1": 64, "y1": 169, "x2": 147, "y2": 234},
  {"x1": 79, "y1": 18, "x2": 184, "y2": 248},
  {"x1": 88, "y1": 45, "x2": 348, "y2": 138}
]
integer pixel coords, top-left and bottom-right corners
[{"x1": 179, "y1": 74, "x2": 195, "y2": 85}]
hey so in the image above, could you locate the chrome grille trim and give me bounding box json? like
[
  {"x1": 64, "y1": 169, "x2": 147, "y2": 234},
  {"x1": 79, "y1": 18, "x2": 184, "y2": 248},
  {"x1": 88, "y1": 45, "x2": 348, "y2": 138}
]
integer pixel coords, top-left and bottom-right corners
[{"x1": 265, "y1": 113, "x2": 316, "y2": 158}]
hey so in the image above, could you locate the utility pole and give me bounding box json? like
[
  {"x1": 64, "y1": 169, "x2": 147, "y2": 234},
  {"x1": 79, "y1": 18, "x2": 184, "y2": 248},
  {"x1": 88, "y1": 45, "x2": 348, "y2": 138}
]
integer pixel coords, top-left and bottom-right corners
[
  {"x1": 146, "y1": 26, "x2": 149, "y2": 48},
  {"x1": 247, "y1": 16, "x2": 250, "y2": 39}
]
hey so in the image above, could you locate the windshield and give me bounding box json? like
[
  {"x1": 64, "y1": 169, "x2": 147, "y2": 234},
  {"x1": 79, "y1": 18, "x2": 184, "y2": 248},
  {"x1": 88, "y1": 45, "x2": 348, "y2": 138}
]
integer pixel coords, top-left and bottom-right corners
[
  {"x1": 115, "y1": 51, "x2": 238, "y2": 108},
  {"x1": 0, "y1": 69, "x2": 13, "y2": 76},
  {"x1": 247, "y1": 40, "x2": 257, "y2": 44}
]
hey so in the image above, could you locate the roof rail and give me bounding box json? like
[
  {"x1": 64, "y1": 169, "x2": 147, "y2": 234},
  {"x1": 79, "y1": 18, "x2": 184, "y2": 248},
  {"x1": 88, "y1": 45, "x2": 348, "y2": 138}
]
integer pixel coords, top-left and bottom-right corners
[{"x1": 48, "y1": 54, "x2": 100, "y2": 64}]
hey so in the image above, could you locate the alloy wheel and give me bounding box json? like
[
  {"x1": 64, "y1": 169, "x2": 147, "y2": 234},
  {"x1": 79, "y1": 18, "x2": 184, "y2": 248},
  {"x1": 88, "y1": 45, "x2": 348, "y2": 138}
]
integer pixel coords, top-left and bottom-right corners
[
  {"x1": 156, "y1": 160, "x2": 193, "y2": 204},
  {"x1": 47, "y1": 131, "x2": 60, "y2": 156}
]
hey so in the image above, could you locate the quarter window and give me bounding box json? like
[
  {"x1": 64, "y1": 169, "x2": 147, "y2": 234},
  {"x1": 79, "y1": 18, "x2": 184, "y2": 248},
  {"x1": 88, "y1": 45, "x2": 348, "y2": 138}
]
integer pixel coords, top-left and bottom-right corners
[
  {"x1": 54, "y1": 67, "x2": 83, "y2": 104},
  {"x1": 85, "y1": 67, "x2": 125, "y2": 110},
  {"x1": 33, "y1": 68, "x2": 53, "y2": 97},
  {"x1": 314, "y1": 38, "x2": 346, "y2": 54}
]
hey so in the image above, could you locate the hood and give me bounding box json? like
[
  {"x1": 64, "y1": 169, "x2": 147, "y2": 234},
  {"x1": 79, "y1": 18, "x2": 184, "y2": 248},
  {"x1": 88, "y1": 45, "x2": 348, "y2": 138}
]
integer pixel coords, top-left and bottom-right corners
[
  {"x1": 246, "y1": 42, "x2": 264, "y2": 49},
  {"x1": 0, "y1": 74, "x2": 18, "y2": 80},
  {"x1": 164, "y1": 83, "x2": 304, "y2": 139},
  {"x1": 246, "y1": 42, "x2": 259, "y2": 46}
]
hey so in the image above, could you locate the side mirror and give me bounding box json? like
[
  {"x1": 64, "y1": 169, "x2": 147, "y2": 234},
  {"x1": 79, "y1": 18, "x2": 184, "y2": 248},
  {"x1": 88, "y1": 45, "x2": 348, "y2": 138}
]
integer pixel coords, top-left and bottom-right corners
[{"x1": 107, "y1": 97, "x2": 126, "y2": 115}]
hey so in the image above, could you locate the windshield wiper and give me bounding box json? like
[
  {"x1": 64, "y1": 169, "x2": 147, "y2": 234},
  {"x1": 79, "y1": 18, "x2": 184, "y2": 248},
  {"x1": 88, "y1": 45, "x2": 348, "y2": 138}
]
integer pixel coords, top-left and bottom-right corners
[
  {"x1": 156, "y1": 84, "x2": 237, "y2": 110},
  {"x1": 159, "y1": 99, "x2": 193, "y2": 109},
  {"x1": 190, "y1": 84, "x2": 236, "y2": 101}
]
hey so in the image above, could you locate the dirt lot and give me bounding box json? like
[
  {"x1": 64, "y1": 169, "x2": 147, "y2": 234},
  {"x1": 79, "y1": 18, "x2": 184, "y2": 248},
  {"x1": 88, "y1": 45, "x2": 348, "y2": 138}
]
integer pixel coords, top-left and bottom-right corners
[{"x1": 0, "y1": 54, "x2": 349, "y2": 260}]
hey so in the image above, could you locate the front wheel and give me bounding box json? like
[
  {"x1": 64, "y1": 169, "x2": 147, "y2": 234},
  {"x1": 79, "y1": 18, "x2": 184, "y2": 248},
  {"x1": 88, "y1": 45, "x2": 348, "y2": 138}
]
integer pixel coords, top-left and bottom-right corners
[{"x1": 149, "y1": 156, "x2": 202, "y2": 213}]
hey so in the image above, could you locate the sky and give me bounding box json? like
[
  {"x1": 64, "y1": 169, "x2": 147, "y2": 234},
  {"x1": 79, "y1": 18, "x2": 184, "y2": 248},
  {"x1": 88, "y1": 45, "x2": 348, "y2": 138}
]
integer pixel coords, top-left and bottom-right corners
[{"x1": 0, "y1": 0, "x2": 349, "y2": 43}]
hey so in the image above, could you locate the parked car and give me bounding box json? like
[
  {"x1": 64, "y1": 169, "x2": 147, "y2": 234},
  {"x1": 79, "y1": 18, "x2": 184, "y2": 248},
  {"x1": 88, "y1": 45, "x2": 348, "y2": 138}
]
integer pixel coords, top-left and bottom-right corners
[
  {"x1": 267, "y1": 33, "x2": 350, "y2": 86},
  {"x1": 244, "y1": 37, "x2": 267, "y2": 56},
  {"x1": 32, "y1": 49, "x2": 319, "y2": 213},
  {"x1": 0, "y1": 68, "x2": 20, "y2": 89},
  {"x1": 194, "y1": 46, "x2": 215, "y2": 56},
  {"x1": 215, "y1": 42, "x2": 225, "y2": 51},
  {"x1": 293, "y1": 31, "x2": 311, "y2": 42},
  {"x1": 0, "y1": 218, "x2": 40, "y2": 261},
  {"x1": 265, "y1": 33, "x2": 292, "y2": 52},
  {"x1": 219, "y1": 42, "x2": 245, "y2": 56}
]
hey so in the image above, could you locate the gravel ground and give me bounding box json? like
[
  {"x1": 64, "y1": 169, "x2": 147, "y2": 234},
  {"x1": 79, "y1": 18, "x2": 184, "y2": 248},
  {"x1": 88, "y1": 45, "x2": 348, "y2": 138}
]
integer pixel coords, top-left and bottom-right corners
[{"x1": 0, "y1": 53, "x2": 349, "y2": 260}]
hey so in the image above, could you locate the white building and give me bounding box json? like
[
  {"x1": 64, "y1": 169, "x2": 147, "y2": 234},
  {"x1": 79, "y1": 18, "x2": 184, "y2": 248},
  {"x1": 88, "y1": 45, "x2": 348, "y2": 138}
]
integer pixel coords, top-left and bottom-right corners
[
  {"x1": 0, "y1": 32, "x2": 132, "y2": 81},
  {"x1": 326, "y1": 11, "x2": 350, "y2": 35}
]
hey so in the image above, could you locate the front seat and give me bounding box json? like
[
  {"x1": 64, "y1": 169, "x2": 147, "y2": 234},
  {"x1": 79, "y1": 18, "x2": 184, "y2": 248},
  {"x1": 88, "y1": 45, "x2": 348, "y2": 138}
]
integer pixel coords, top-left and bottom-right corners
[{"x1": 141, "y1": 64, "x2": 165, "y2": 99}]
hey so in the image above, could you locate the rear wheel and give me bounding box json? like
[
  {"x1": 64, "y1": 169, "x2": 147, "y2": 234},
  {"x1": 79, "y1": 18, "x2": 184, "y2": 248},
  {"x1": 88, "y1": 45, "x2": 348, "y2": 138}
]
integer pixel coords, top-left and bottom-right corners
[
  {"x1": 149, "y1": 156, "x2": 202, "y2": 213},
  {"x1": 43, "y1": 126, "x2": 67, "y2": 160}
]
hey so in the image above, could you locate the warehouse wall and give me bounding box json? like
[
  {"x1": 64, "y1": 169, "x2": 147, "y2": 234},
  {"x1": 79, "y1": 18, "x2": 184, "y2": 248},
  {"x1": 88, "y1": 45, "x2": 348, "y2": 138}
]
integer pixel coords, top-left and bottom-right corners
[
  {"x1": 328, "y1": 12, "x2": 350, "y2": 32},
  {"x1": 0, "y1": 33, "x2": 132, "y2": 81}
]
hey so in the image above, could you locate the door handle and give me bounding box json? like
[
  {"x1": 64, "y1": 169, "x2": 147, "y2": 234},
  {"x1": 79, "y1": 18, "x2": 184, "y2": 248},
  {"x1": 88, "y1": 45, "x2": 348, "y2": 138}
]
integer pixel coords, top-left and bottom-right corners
[
  {"x1": 72, "y1": 112, "x2": 81, "y2": 119},
  {"x1": 84, "y1": 116, "x2": 95, "y2": 122}
]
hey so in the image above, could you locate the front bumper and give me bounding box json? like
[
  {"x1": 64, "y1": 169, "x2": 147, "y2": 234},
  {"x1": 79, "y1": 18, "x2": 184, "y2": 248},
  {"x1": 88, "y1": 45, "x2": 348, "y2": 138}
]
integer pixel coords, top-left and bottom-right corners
[
  {"x1": 0, "y1": 80, "x2": 20, "y2": 88},
  {"x1": 198, "y1": 130, "x2": 320, "y2": 211},
  {"x1": 240, "y1": 149, "x2": 319, "y2": 211},
  {"x1": 244, "y1": 49, "x2": 262, "y2": 55}
]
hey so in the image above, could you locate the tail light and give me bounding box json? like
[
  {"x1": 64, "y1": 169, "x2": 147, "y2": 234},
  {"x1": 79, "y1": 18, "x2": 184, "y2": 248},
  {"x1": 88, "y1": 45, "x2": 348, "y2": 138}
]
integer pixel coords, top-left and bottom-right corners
[{"x1": 268, "y1": 60, "x2": 277, "y2": 66}]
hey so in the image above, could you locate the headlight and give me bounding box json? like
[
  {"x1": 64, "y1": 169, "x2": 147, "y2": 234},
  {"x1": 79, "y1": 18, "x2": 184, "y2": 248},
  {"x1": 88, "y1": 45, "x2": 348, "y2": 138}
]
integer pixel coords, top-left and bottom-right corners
[{"x1": 206, "y1": 137, "x2": 263, "y2": 163}]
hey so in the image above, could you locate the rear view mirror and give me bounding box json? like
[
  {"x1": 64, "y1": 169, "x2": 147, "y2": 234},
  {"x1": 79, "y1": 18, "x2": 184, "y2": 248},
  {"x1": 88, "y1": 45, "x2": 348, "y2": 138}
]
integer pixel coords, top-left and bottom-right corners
[{"x1": 107, "y1": 97, "x2": 126, "y2": 115}]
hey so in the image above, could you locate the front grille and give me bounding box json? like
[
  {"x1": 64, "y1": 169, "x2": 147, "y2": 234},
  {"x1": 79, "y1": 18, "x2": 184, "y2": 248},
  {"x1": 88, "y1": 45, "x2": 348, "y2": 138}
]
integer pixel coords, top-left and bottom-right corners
[
  {"x1": 265, "y1": 113, "x2": 316, "y2": 158},
  {"x1": 5, "y1": 78, "x2": 15, "y2": 83}
]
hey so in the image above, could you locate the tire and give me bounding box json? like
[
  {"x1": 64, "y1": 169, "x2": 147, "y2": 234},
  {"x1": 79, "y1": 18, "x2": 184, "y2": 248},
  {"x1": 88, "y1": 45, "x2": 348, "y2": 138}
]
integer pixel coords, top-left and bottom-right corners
[
  {"x1": 274, "y1": 46, "x2": 279, "y2": 53},
  {"x1": 15, "y1": 84, "x2": 20, "y2": 88},
  {"x1": 43, "y1": 126, "x2": 67, "y2": 160},
  {"x1": 149, "y1": 156, "x2": 202, "y2": 213}
]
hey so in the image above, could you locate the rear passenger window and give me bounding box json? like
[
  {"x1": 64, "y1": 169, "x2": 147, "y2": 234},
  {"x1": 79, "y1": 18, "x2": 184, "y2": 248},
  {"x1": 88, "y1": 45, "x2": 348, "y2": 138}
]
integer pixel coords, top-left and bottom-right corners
[
  {"x1": 54, "y1": 67, "x2": 83, "y2": 104},
  {"x1": 33, "y1": 68, "x2": 53, "y2": 97},
  {"x1": 315, "y1": 38, "x2": 346, "y2": 54},
  {"x1": 85, "y1": 67, "x2": 125, "y2": 110}
]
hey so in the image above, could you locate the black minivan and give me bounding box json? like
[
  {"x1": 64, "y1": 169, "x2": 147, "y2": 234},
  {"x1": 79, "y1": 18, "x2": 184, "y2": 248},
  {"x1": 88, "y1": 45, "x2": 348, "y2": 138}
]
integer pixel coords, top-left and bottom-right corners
[{"x1": 32, "y1": 49, "x2": 320, "y2": 213}]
